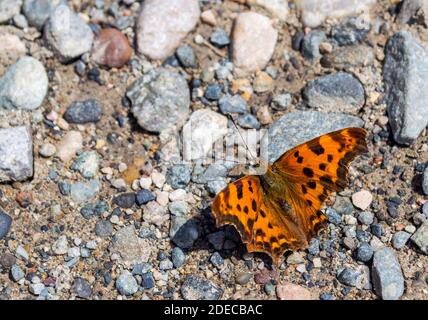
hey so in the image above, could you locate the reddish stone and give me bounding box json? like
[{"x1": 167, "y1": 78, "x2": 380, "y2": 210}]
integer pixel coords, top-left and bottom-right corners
[
  {"x1": 254, "y1": 269, "x2": 277, "y2": 284},
  {"x1": 92, "y1": 28, "x2": 132, "y2": 68},
  {"x1": 276, "y1": 282, "x2": 313, "y2": 300},
  {"x1": 16, "y1": 192, "x2": 33, "y2": 208}
]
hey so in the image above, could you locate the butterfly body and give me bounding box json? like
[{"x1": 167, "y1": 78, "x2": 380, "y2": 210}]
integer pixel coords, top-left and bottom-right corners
[{"x1": 212, "y1": 128, "x2": 368, "y2": 264}]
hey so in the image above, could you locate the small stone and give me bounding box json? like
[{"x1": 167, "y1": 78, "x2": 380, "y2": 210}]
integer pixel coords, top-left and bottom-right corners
[
  {"x1": 70, "y1": 179, "x2": 100, "y2": 204},
  {"x1": 422, "y1": 167, "x2": 428, "y2": 196},
  {"x1": 236, "y1": 272, "x2": 253, "y2": 285},
  {"x1": 321, "y1": 45, "x2": 375, "y2": 69},
  {"x1": 171, "y1": 247, "x2": 186, "y2": 268},
  {"x1": 52, "y1": 235, "x2": 69, "y2": 255},
  {"x1": 143, "y1": 201, "x2": 169, "y2": 227},
  {"x1": 337, "y1": 268, "x2": 362, "y2": 287},
  {"x1": 253, "y1": 71, "x2": 273, "y2": 93},
  {"x1": 56, "y1": 131, "x2": 83, "y2": 163},
  {"x1": 0, "y1": 0, "x2": 22, "y2": 24},
  {"x1": 372, "y1": 248, "x2": 404, "y2": 300},
  {"x1": 151, "y1": 170, "x2": 166, "y2": 188},
  {"x1": 70, "y1": 151, "x2": 100, "y2": 179},
  {"x1": 136, "y1": 0, "x2": 200, "y2": 60},
  {"x1": 0, "y1": 211, "x2": 12, "y2": 240},
  {"x1": 384, "y1": 31, "x2": 428, "y2": 144},
  {"x1": 113, "y1": 193, "x2": 136, "y2": 208},
  {"x1": 286, "y1": 252, "x2": 305, "y2": 265},
  {"x1": 207, "y1": 231, "x2": 225, "y2": 251},
  {"x1": 352, "y1": 190, "x2": 373, "y2": 210},
  {"x1": 176, "y1": 45, "x2": 197, "y2": 68},
  {"x1": 332, "y1": 16, "x2": 371, "y2": 46},
  {"x1": 250, "y1": 0, "x2": 288, "y2": 21},
  {"x1": 168, "y1": 201, "x2": 189, "y2": 216},
  {"x1": 0, "y1": 253, "x2": 16, "y2": 269},
  {"x1": 411, "y1": 220, "x2": 428, "y2": 254},
  {"x1": 15, "y1": 245, "x2": 29, "y2": 261},
  {"x1": 210, "y1": 252, "x2": 224, "y2": 269},
  {"x1": 23, "y1": 0, "x2": 66, "y2": 30},
  {"x1": 392, "y1": 231, "x2": 411, "y2": 250},
  {"x1": 204, "y1": 83, "x2": 222, "y2": 101},
  {"x1": 219, "y1": 95, "x2": 247, "y2": 114},
  {"x1": 237, "y1": 113, "x2": 261, "y2": 129},
  {"x1": 210, "y1": 28, "x2": 230, "y2": 47},
  {"x1": 39, "y1": 143, "x2": 56, "y2": 158},
  {"x1": 231, "y1": 12, "x2": 278, "y2": 76},
  {"x1": 357, "y1": 243, "x2": 374, "y2": 262},
  {"x1": 201, "y1": 10, "x2": 217, "y2": 26},
  {"x1": 358, "y1": 211, "x2": 374, "y2": 225},
  {"x1": 141, "y1": 272, "x2": 155, "y2": 289},
  {"x1": 44, "y1": 5, "x2": 94, "y2": 62},
  {"x1": 301, "y1": 31, "x2": 326, "y2": 61},
  {"x1": 166, "y1": 164, "x2": 192, "y2": 189},
  {"x1": 159, "y1": 259, "x2": 173, "y2": 271},
  {"x1": 10, "y1": 264, "x2": 25, "y2": 282},
  {"x1": 95, "y1": 220, "x2": 113, "y2": 237},
  {"x1": 72, "y1": 277, "x2": 92, "y2": 299},
  {"x1": 181, "y1": 275, "x2": 223, "y2": 300},
  {"x1": 136, "y1": 189, "x2": 155, "y2": 206},
  {"x1": 0, "y1": 33, "x2": 26, "y2": 66},
  {"x1": 116, "y1": 271, "x2": 138, "y2": 296},
  {"x1": 92, "y1": 28, "x2": 132, "y2": 68},
  {"x1": 0, "y1": 57, "x2": 48, "y2": 110},
  {"x1": 303, "y1": 72, "x2": 365, "y2": 114},
  {"x1": 171, "y1": 217, "x2": 199, "y2": 249},
  {"x1": 276, "y1": 283, "x2": 312, "y2": 300},
  {"x1": 126, "y1": 68, "x2": 190, "y2": 133},
  {"x1": 111, "y1": 225, "x2": 151, "y2": 267},
  {"x1": 272, "y1": 93, "x2": 292, "y2": 110},
  {"x1": 325, "y1": 208, "x2": 342, "y2": 225},
  {"x1": 182, "y1": 109, "x2": 228, "y2": 160},
  {"x1": 63, "y1": 99, "x2": 102, "y2": 124},
  {"x1": 29, "y1": 283, "x2": 45, "y2": 295}
]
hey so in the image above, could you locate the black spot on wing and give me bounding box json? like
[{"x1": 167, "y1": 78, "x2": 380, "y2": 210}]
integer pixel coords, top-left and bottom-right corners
[
  {"x1": 307, "y1": 181, "x2": 316, "y2": 189},
  {"x1": 303, "y1": 167, "x2": 314, "y2": 177},
  {"x1": 251, "y1": 199, "x2": 257, "y2": 211},
  {"x1": 309, "y1": 138, "x2": 325, "y2": 155},
  {"x1": 235, "y1": 180, "x2": 243, "y2": 199}
]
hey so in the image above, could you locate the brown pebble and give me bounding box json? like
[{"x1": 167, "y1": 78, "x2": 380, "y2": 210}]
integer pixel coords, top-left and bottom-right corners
[
  {"x1": 16, "y1": 191, "x2": 33, "y2": 208},
  {"x1": 92, "y1": 28, "x2": 132, "y2": 68},
  {"x1": 254, "y1": 269, "x2": 277, "y2": 284}
]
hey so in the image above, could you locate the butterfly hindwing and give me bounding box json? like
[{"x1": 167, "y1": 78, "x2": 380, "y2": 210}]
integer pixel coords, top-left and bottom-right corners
[{"x1": 272, "y1": 128, "x2": 368, "y2": 238}]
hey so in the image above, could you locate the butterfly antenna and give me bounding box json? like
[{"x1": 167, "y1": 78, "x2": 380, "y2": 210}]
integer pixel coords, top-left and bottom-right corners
[{"x1": 227, "y1": 114, "x2": 257, "y2": 162}]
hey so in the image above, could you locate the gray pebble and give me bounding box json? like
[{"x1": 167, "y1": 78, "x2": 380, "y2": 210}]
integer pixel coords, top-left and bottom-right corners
[
  {"x1": 116, "y1": 271, "x2": 138, "y2": 296},
  {"x1": 181, "y1": 275, "x2": 223, "y2": 300},
  {"x1": 64, "y1": 99, "x2": 102, "y2": 124},
  {"x1": 95, "y1": 220, "x2": 113, "y2": 237},
  {"x1": 219, "y1": 95, "x2": 247, "y2": 114},
  {"x1": 392, "y1": 231, "x2": 411, "y2": 250},
  {"x1": 72, "y1": 277, "x2": 92, "y2": 299},
  {"x1": 176, "y1": 45, "x2": 197, "y2": 68},
  {"x1": 0, "y1": 210, "x2": 12, "y2": 240},
  {"x1": 171, "y1": 247, "x2": 186, "y2": 268}
]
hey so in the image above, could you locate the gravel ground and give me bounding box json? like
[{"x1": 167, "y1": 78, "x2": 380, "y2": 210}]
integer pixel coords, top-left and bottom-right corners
[{"x1": 0, "y1": 0, "x2": 427, "y2": 300}]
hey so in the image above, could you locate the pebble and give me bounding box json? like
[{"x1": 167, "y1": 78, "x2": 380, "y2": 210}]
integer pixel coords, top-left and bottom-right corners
[
  {"x1": 219, "y1": 95, "x2": 247, "y2": 114},
  {"x1": 411, "y1": 221, "x2": 428, "y2": 254},
  {"x1": 0, "y1": 0, "x2": 22, "y2": 23},
  {"x1": 171, "y1": 247, "x2": 186, "y2": 268},
  {"x1": 321, "y1": 45, "x2": 375, "y2": 69},
  {"x1": 23, "y1": 0, "x2": 66, "y2": 30},
  {"x1": 143, "y1": 201, "x2": 169, "y2": 227},
  {"x1": 210, "y1": 252, "x2": 224, "y2": 269},
  {"x1": 201, "y1": 10, "x2": 217, "y2": 26},
  {"x1": 332, "y1": 16, "x2": 371, "y2": 46},
  {"x1": 44, "y1": 5, "x2": 94, "y2": 62},
  {"x1": 126, "y1": 68, "x2": 190, "y2": 133},
  {"x1": 113, "y1": 193, "x2": 136, "y2": 208},
  {"x1": 0, "y1": 57, "x2": 48, "y2": 110},
  {"x1": 210, "y1": 28, "x2": 230, "y2": 47},
  {"x1": 392, "y1": 231, "x2": 411, "y2": 250},
  {"x1": 29, "y1": 283, "x2": 45, "y2": 295},
  {"x1": 0, "y1": 33, "x2": 26, "y2": 66},
  {"x1": 176, "y1": 45, "x2": 197, "y2": 68},
  {"x1": 325, "y1": 208, "x2": 342, "y2": 225},
  {"x1": 141, "y1": 272, "x2": 155, "y2": 289},
  {"x1": 182, "y1": 109, "x2": 228, "y2": 160},
  {"x1": 237, "y1": 113, "x2": 261, "y2": 129},
  {"x1": 169, "y1": 201, "x2": 189, "y2": 216},
  {"x1": 231, "y1": 12, "x2": 278, "y2": 76},
  {"x1": 276, "y1": 283, "x2": 312, "y2": 300},
  {"x1": 296, "y1": 0, "x2": 376, "y2": 28},
  {"x1": 204, "y1": 83, "x2": 222, "y2": 101},
  {"x1": 352, "y1": 190, "x2": 373, "y2": 210},
  {"x1": 151, "y1": 170, "x2": 166, "y2": 189},
  {"x1": 159, "y1": 259, "x2": 174, "y2": 271},
  {"x1": 136, "y1": 189, "x2": 155, "y2": 206},
  {"x1": 136, "y1": 0, "x2": 200, "y2": 60},
  {"x1": 92, "y1": 28, "x2": 132, "y2": 68},
  {"x1": 111, "y1": 225, "x2": 151, "y2": 267},
  {"x1": 265, "y1": 111, "x2": 363, "y2": 163},
  {"x1": 253, "y1": 71, "x2": 273, "y2": 93},
  {"x1": 70, "y1": 179, "x2": 100, "y2": 204},
  {"x1": 397, "y1": 0, "x2": 428, "y2": 24},
  {"x1": 286, "y1": 252, "x2": 305, "y2": 265},
  {"x1": 171, "y1": 217, "x2": 199, "y2": 249},
  {"x1": 39, "y1": 143, "x2": 56, "y2": 158},
  {"x1": 116, "y1": 271, "x2": 138, "y2": 296},
  {"x1": 357, "y1": 243, "x2": 374, "y2": 262},
  {"x1": 251, "y1": 0, "x2": 289, "y2": 21},
  {"x1": 0, "y1": 253, "x2": 16, "y2": 269},
  {"x1": 15, "y1": 245, "x2": 29, "y2": 261},
  {"x1": 64, "y1": 100, "x2": 102, "y2": 124},
  {"x1": 181, "y1": 275, "x2": 223, "y2": 300},
  {"x1": 72, "y1": 277, "x2": 92, "y2": 299},
  {"x1": 52, "y1": 235, "x2": 69, "y2": 255},
  {"x1": 303, "y1": 72, "x2": 365, "y2": 114},
  {"x1": 70, "y1": 151, "x2": 100, "y2": 179},
  {"x1": 56, "y1": 131, "x2": 83, "y2": 163},
  {"x1": 236, "y1": 272, "x2": 253, "y2": 285},
  {"x1": 166, "y1": 164, "x2": 192, "y2": 189},
  {"x1": 301, "y1": 31, "x2": 326, "y2": 61},
  {"x1": 422, "y1": 167, "x2": 428, "y2": 196},
  {"x1": 95, "y1": 220, "x2": 114, "y2": 237},
  {"x1": 0, "y1": 210, "x2": 12, "y2": 240},
  {"x1": 372, "y1": 248, "x2": 404, "y2": 300},
  {"x1": 272, "y1": 93, "x2": 292, "y2": 110},
  {"x1": 358, "y1": 211, "x2": 374, "y2": 225},
  {"x1": 384, "y1": 31, "x2": 428, "y2": 144},
  {"x1": 11, "y1": 264, "x2": 25, "y2": 282},
  {"x1": 337, "y1": 267, "x2": 362, "y2": 287},
  {"x1": 207, "y1": 231, "x2": 225, "y2": 251}
]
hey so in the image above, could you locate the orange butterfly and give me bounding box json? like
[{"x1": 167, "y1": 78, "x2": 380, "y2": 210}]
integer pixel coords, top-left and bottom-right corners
[{"x1": 212, "y1": 128, "x2": 368, "y2": 264}]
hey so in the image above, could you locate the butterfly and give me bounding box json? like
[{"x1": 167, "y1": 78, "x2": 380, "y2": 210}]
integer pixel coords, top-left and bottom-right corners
[{"x1": 212, "y1": 128, "x2": 368, "y2": 264}]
